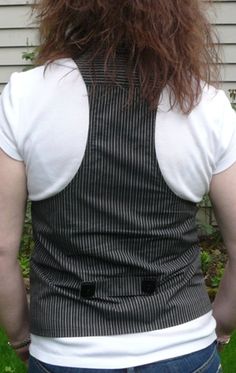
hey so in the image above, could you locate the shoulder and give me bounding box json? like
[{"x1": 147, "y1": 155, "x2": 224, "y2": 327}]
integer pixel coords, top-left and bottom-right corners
[
  {"x1": 155, "y1": 85, "x2": 236, "y2": 202},
  {"x1": 179, "y1": 85, "x2": 235, "y2": 149},
  {"x1": 7, "y1": 59, "x2": 79, "y2": 101},
  {"x1": 194, "y1": 85, "x2": 236, "y2": 151},
  {"x1": 193, "y1": 85, "x2": 235, "y2": 135},
  {"x1": 4, "y1": 58, "x2": 87, "y2": 126},
  {"x1": 197, "y1": 84, "x2": 231, "y2": 119},
  {"x1": 157, "y1": 85, "x2": 231, "y2": 141}
]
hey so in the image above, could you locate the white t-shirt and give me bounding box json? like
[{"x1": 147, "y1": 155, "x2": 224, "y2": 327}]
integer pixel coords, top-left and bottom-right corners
[
  {"x1": 0, "y1": 58, "x2": 236, "y2": 368},
  {"x1": 0, "y1": 59, "x2": 236, "y2": 203}
]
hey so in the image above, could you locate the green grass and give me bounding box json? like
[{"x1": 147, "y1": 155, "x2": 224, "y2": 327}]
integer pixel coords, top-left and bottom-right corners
[
  {"x1": 0, "y1": 329, "x2": 27, "y2": 373},
  {"x1": 220, "y1": 331, "x2": 236, "y2": 373},
  {"x1": 0, "y1": 327, "x2": 235, "y2": 372}
]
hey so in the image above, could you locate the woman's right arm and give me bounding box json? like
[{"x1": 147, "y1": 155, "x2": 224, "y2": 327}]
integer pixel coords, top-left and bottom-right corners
[
  {"x1": 209, "y1": 162, "x2": 236, "y2": 340},
  {"x1": 0, "y1": 148, "x2": 29, "y2": 362}
]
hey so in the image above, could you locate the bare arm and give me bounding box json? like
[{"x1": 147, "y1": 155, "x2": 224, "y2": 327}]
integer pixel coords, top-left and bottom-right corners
[
  {"x1": 0, "y1": 148, "x2": 29, "y2": 360},
  {"x1": 209, "y1": 162, "x2": 236, "y2": 339}
]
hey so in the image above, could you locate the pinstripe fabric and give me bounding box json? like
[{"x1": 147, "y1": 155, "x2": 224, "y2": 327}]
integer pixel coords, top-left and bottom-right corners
[{"x1": 30, "y1": 53, "x2": 211, "y2": 337}]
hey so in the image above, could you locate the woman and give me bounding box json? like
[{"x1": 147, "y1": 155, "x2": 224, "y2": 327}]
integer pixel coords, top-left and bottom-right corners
[{"x1": 0, "y1": 0, "x2": 236, "y2": 372}]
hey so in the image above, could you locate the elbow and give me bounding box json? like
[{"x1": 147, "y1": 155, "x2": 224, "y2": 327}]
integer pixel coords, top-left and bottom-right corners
[{"x1": 0, "y1": 243, "x2": 19, "y2": 264}]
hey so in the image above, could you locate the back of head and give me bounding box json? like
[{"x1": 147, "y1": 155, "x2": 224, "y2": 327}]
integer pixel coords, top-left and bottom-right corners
[{"x1": 34, "y1": 0, "x2": 220, "y2": 114}]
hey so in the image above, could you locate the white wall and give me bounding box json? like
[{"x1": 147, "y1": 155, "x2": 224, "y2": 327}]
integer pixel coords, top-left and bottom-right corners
[{"x1": 0, "y1": 0, "x2": 236, "y2": 96}]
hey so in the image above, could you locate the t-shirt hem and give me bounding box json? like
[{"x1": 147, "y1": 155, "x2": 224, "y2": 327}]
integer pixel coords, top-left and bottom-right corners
[
  {"x1": 213, "y1": 158, "x2": 236, "y2": 175},
  {"x1": 0, "y1": 138, "x2": 23, "y2": 161},
  {"x1": 29, "y1": 334, "x2": 217, "y2": 369}
]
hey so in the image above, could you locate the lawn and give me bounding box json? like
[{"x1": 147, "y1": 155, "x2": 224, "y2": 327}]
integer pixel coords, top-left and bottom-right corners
[
  {"x1": 220, "y1": 331, "x2": 236, "y2": 373},
  {"x1": 0, "y1": 328, "x2": 235, "y2": 372},
  {"x1": 0, "y1": 328, "x2": 27, "y2": 373}
]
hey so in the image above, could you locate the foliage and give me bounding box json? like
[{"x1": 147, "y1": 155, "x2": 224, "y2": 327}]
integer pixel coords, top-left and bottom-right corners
[
  {"x1": 20, "y1": 203, "x2": 33, "y2": 255},
  {"x1": 18, "y1": 202, "x2": 33, "y2": 280},
  {"x1": 210, "y1": 267, "x2": 224, "y2": 288},
  {"x1": 198, "y1": 194, "x2": 226, "y2": 300},
  {"x1": 229, "y1": 89, "x2": 236, "y2": 111},
  {"x1": 201, "y1": 250, "x2": 211, "y2": 273},
  {"x1": 22, "y1": 49, "x2": 38, "y2": 70},
  {"x1": 200, "y1": 244, "x2": 227, "y2": 301},
  {"x1": 198, "y1": 195, "x2": 216, "y2": 236},
  {"x1": 19, "y1": 254, "x2": 30, "y2": 278},
  {"x1": 22, "y1": 50, "x2": 36, "y2": 64},
  {"x1": 200, "y1": 248, "x2": 226, "y2": 289},
  {"x1": 197, "y1": 194, "x2": 223, "y2": 244}
]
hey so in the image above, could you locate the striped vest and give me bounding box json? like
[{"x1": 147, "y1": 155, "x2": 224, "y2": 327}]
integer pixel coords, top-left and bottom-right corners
[{"x1": 30, "y1": 53, "x2": 211, "y2": 337}]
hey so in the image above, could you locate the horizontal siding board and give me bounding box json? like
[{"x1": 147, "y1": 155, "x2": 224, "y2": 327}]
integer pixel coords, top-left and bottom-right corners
[
  {"x1": 0, "y1": 6, "x2": 35, "y2": 29},
  {"x1": 220, "y1": 45, "x2": 236, "y2": 63},
  {"x1": 209, "y1": 3, "x2": 236, "y2": 24},
  {"x1": 215, "y1": 25, "x2": 236, "y2": 44},
  {"x1": 0, "y1": 1, "x2": 34, "y2": 4},
  {"x1": 221, "y1": 82, "x2": 236, "y2": 94},
  {"x1": 0, "y1": 29, "x2": 39, "y2": 47},
  {"x1": 0, "y1": 47, "x2": 35, "y2": 65},
  {"x1": 220, "y1": 64, "x2": 236, "y2": 82}
]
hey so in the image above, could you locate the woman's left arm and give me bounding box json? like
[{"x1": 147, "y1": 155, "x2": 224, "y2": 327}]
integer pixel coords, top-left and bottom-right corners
[
  {"x1": 0, "y1": 148, "x2": 30, "y2": 360},
  {"x1": 209, "y1": 162, "x2": 236, "y2": 341}
]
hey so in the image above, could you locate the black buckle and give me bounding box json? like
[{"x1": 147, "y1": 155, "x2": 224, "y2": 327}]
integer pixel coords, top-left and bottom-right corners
[
  {"x1": 80, "y1": 282, "x2": 96, "y2": 298},
  {"x1": 141, "y1": 279, "x2": 157, "y2": 295}
]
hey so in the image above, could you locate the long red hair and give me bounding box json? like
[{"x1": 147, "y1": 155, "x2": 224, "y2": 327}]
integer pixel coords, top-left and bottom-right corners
[{"x1": 34, "y1": 0, "x2": 220, "y2": 113}]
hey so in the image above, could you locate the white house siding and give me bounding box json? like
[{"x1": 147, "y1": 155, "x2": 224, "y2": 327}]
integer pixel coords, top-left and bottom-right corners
[
  {"x1": 0, "y1": 0, "x2": 235, "y2": 96},
  {"x1": 0, "y1": 0, "x2": 37, "y2": 93},
  {"x1": 212, "y1": 0, "x2": 236, "y2": 94}
]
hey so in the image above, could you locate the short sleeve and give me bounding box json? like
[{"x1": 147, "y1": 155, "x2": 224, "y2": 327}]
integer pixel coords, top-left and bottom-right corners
[
  {"x1": 213, "y1": 91, "x2": 236, "y2": 174},
  {"x1": 0, "y1": 73, "x2": 23, "y2": 161}
]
